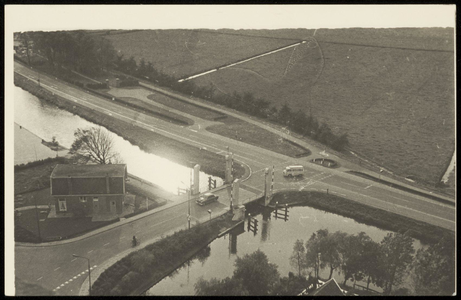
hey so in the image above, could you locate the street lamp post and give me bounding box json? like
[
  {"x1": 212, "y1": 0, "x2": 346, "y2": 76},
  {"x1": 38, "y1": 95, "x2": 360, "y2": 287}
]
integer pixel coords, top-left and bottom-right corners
[
  {"x1": 32, "y1": 195, "x2": 42, "y2": 242},
  {"x1": 207, "y1": 209, "x2": 212, "y2": 223},
  {"x1": 72, "y1": 254, "x2": 91, "y2": 295}
]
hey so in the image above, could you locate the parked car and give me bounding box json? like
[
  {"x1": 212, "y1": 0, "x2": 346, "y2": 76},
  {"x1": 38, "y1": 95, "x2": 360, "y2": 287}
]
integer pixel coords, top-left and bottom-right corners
[{"x1": 196, "y1": 193, "x2": 219, "y2": 206}]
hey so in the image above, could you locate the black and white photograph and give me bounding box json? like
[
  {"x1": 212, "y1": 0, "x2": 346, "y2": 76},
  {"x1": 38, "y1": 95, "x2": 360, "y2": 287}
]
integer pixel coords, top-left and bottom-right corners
[{"x1": 5, "y1": 4, "x2": 456, "y2": 296}]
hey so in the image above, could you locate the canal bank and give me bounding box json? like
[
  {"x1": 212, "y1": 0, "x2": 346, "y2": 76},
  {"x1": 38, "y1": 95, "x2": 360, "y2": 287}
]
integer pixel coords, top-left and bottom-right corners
[
  {"x1": 79, "y1": 211, "x2": 242, "y2": 296},
  {"x1": 14, "y1": 123, "x2": 66, "y2": 165},
  {"x1": 14, "y1": 72, "x2": 246, "y2": 182}
]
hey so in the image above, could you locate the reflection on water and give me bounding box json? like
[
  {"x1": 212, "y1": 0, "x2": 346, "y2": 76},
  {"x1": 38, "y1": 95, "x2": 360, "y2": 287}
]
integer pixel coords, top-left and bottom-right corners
[
  {"x1": 145, "y1": 204, "x2": 423, "y2": 295},
  {"x1": 14, "y1": 86, "x2": 222, "y2": 194}
]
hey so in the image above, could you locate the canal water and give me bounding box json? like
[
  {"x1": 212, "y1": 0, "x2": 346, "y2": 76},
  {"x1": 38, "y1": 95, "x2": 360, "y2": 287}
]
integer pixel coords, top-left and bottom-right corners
[
  {"x1": 14, "y1": 86, "x2": 222, "y2": 194},
  {"x1": 145, "y1": 204, "x2": 423, "y2": 295}
]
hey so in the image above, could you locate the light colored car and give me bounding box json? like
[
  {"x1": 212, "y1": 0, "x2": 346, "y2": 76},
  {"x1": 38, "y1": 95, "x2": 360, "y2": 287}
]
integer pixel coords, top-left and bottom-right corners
[
  {"x1": 196, "y1": 193, "x2": 219, "y2": 206},
  {"x1": 283, "y1": 165, "x2": 304, "y2": 177}
]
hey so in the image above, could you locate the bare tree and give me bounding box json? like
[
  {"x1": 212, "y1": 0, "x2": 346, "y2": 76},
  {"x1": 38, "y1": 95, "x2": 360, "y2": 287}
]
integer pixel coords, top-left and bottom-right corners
[{"x1": 70, "y1": 127, "x2": 122, "y2": 164}]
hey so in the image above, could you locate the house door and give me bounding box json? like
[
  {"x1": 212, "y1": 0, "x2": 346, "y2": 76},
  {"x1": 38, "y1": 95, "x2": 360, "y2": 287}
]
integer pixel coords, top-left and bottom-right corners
[
  {"x1": 110, "y1": 200, "x2": 117, "y2": 214},
  {"x1": 93, "y1": 197, "x2": 99, "y2": 214}
]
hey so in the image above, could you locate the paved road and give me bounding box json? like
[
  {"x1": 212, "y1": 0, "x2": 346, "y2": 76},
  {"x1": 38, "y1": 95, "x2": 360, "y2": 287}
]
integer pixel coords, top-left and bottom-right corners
[{"x1": 14, "y1": 62, "x2": 455, "y2": 295}]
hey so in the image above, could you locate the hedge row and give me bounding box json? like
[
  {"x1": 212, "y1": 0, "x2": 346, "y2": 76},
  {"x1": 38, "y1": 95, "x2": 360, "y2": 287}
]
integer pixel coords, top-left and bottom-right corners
[
  {"x1": 91, "y1": 222, "x2": 217, "y2": 295},
  {"x1": 115, "y1": 56, "x2": 350, "y2": 152}
]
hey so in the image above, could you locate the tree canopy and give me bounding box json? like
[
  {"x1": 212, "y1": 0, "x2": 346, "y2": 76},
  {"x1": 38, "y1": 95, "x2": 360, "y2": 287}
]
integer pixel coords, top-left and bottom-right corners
[
  {"x1": 70, "y1": 127, "x2": 122, "y2": 164},
  {"x1": 194, "y1": 249, "x2": 280, "y2": 296}
]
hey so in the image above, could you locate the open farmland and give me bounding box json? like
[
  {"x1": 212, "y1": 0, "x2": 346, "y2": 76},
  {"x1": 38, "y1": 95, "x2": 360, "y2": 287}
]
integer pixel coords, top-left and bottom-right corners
[
  {"x1": 107, "y1": 28, "x2": 455, "y2": 187},
  {"x1": 192, "y1": 29, "x2": 455, "y2": 186},
  {"x1": 106, "y1": 29, "x2": 299, "y2": 79}
]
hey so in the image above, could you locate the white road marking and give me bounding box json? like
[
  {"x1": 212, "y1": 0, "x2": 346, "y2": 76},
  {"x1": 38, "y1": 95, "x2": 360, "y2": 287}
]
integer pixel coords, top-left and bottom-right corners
[
  {"x1": 54, "y1": 267, "x2": 60, "y2": 271},
  {"x1": 87, "y1": 250, "x2": 93, "y2": 254},
  {"x1": 36, "y1": 277, "x2": 43, "y2": 281},
  {"x1": 104, "y1": 242, "x2": 110, "y2": 246},
  {"x1": 71, "y1": 258, "x2": 77, "y2": 262},
  {"x1": 364, "y1": 184, "x2": 373, "y2": 189},
  {"x1": 341, "y1": 181, "x2": 364, "y2": 188}
]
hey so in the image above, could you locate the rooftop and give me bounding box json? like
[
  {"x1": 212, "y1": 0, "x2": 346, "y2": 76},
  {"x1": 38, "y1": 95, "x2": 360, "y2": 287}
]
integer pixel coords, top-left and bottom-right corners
[
  {"x1": 51, "y1": 164, "x2": 126, "y2": 178},
  {"x1": 310, "y1": 278, "x2": 345, "y2": 296}
]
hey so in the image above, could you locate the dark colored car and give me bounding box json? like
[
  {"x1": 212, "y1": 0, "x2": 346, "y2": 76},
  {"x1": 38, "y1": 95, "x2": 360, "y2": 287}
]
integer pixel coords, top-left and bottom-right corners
[{"x1": 196, "y1": 193, "x2": 219, "y2": 206}]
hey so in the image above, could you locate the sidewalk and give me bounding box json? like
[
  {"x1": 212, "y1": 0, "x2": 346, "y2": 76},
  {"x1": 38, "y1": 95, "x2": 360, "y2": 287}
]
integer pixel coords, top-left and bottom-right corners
[
  {"x1": 15, "y1": 182, "x2": 230, "y2": 248},
  {"x1": 78, "y1": 192, "x2": 261, "y2": 296}
]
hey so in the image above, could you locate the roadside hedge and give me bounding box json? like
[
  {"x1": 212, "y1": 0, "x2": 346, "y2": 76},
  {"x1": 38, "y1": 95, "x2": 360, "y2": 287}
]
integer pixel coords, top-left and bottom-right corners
[{"x1": 91, "y1": 217, "x2": 227, "y2": 296}]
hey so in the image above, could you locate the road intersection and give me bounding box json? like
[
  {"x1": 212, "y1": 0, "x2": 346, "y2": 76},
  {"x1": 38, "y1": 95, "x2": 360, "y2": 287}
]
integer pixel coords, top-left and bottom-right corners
[{"x1": 13, "y1": 62, "x2": 455, "y2": 295}]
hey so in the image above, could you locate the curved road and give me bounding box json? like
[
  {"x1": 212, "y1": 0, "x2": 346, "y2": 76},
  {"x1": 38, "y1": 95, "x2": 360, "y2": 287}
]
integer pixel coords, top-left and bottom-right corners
[{"x1": 13, "y1": 62, "x2": 455, "y2": 295}]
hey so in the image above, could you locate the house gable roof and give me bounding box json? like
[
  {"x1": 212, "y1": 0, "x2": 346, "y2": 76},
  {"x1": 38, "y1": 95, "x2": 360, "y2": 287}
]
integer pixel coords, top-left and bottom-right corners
[
  {"x1": 310, "y1": 278, "x2": 345, "y2": 296},
  {"x1": 51, "y1": 164, "x2": 126, "y2": 178}
]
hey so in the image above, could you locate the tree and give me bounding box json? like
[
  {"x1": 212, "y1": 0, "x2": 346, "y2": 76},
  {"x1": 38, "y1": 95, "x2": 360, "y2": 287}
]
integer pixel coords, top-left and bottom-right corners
[
  {"x1": 233, "y1": 249, "x2": 280, "y2": 295},
  {"x1": 291, "y1": 110, "x2": 308, "y2": 134},
  {"x1": 17, "y1": 32, "x2": 32, "y2": 65},
  {"x1": 322, "y1": 231, "x2": 347, "y2": 279},
  {"x1": 290, "y1": 239, "x2": 306, "y2": 277},
  {"x1": 277, "y1": 103, "x2": 292, "y2": 125},
  {"x1": 339, "y1": 232, "x2": 371, "y2": 286},
  {"x1": 195, "y1": 277, "x2": 249, "y2": 296},
  {"x1": 305, "y1": 229, "x2": 328, "y2": 278},
  {"x1": 194, "y1": 250, "x2": 280, "y2": 296},
  {"x1": 361, "y1": 238, "x2": 384, "y2": 290},
  {"x1": 305, "y1": 229, "x2": 346, "y2": 280},
  {"x1": 331, "y1": 133, "x2": 349, "y2": 152},
  {"x1": 379, "y1": 233, "x2": 415, "y2": 295},
  {"x1": 70, "y1": 127, "x2": 122, "y2": 164},
  {"x1": 411, "y1": 236, "x2": 455, "y2": 295}
]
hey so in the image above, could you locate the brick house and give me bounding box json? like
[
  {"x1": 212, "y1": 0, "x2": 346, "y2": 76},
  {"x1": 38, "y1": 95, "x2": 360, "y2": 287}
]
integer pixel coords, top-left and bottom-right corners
[{"x1": 50, "y1": 164, "x2": 127, "y2": 219}]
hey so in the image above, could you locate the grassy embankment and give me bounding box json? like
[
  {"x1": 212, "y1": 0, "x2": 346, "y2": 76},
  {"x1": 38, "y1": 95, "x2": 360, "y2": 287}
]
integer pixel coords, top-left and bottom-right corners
[
  {"x1": 192, "y1": 28, "x2": 455, "y2": 188},
  {"x1": 145, "y1": 91, "x2": 310, "y2": 157},
  {"x1": 270, "y1": 190, "x2": 453, "y2": 244},
  {"x1": 91, "y1": 213, "x2": 237, "y2": 296},
  {"x1": 109, "y1": 28, "x2": 455, "y2": 191},
  {"x1": 13, "y1": 72, "x2": 245, "y2": 180}
]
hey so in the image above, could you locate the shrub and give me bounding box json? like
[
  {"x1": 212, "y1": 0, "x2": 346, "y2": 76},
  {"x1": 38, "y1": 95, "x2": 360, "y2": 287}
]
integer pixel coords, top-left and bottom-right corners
[
  {"x1": 14, "y1": 156, "x2": 68, "y2": 171},
  {"x1": 86, "y1": 82, "x2": 107, "y2": 89},
  {"x1": 119, "y1": 271, "x2": 141, "y2": 291}
]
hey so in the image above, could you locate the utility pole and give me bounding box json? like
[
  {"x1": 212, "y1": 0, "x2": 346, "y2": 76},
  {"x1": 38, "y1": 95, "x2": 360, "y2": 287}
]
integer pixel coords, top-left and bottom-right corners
[
  {"x1": 188, "y1": 169, "x2": 192, "y2": 230},
  {"x1": 33, "y1": 195, "x2": 42, "y2": 242}
]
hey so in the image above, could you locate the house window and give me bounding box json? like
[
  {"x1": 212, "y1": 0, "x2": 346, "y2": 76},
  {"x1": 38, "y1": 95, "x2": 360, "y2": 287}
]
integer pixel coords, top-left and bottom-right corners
[
  {"x1": 79, "y1": 197, "x2": 87, "y2": 203},
  {"x1": 58, "y1": 198, "x2": 67, "y2": 212}
]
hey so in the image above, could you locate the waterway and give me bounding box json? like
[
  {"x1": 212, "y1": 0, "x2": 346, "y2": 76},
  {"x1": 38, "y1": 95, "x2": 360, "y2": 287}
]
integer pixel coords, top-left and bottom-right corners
[
  {"x1": 145, "y1": 204, "x2": 423, "y2": 295},
  {"x1": 14, "y1": 86, "x2": 222, "y2": 194}
]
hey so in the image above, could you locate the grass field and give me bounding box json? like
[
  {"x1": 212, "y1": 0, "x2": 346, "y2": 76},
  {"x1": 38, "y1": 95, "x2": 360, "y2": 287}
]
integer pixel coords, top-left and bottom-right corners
[
  {"x1": 106, "y1": 29, "x2": 298, "y2": 78},
  {"x1": 192, "y1": 29, "x2": 455, "y2": 186},
  {"x1": 106, "y1": 28, "x2": 455, "y2": 186}
]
